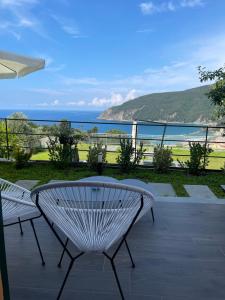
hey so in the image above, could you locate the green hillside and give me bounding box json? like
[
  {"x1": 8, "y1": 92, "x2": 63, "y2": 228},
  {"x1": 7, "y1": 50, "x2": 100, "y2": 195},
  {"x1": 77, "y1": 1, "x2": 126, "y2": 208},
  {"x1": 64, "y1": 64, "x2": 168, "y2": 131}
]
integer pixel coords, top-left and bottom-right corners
[{"x1": 100, "y1": 85, "x2": 214, "y2": 123}]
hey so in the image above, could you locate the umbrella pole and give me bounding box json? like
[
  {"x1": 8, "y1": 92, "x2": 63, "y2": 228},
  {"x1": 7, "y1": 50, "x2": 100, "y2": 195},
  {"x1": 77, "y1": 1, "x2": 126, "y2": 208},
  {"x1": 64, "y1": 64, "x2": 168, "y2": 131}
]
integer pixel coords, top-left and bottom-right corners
[{"x1": 0, "y1": 191, "x2": 10, "y2": 300}]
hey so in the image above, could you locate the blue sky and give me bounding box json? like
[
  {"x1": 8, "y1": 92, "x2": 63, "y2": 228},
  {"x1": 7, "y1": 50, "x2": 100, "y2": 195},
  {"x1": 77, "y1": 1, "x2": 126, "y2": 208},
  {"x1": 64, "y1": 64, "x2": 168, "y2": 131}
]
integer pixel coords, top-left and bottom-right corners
[{"x1": 0, "y1": 0, "x2": 225, "y2": 110}]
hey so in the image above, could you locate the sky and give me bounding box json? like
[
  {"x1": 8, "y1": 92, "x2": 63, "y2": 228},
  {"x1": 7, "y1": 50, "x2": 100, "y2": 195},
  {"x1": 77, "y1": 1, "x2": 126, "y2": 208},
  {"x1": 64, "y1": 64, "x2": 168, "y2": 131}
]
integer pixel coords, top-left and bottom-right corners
[{"x1": 0, "y1": 0, "x2": 225, "y2": 111}]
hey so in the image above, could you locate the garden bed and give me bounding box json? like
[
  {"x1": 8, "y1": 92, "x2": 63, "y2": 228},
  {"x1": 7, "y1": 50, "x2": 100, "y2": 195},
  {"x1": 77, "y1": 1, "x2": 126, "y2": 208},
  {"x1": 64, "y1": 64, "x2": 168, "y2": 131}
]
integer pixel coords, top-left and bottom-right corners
[{"x1": 0, "y1": 162, "x2": 225, "y2": 198}]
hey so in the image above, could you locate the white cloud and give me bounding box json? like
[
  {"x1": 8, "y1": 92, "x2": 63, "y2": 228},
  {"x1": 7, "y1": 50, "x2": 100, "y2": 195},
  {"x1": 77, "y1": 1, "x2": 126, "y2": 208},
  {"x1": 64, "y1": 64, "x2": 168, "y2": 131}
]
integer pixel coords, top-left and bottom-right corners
[
  {"x1": 139, "y1": 1, "x2": 176, "y2": 15},
  {"x1": 32, "y1": 33, "x2": 225, "y2": 110},
  {"x1": 0, "y1": 0, "x2": 38, "y2": 7},
  {"x1": 62, "y1": 77, "x2": 100, "y2": 86},
  {"x1": 66, "y1": 100, "x2": 86, "y2": 106},
  {"x1": 88, "y1": 90, "x2": 137, "y2": 107},
  {"x1": 139, "y1": 2, "x2": 155, "y2": 14},
  {"x1": 139, "y1": 0, "x2": 204, "y2": 15},
  {"x1": 51, "y1": 15, "x2": 84, "y2": 38},
  {"x1": 36, "y1": 102, "x2": 48, "y2": 107},
  {"x1": 37, "y1": 99, "x2": 60, "y2": 107},
  {"x1": 136, "y1": 28, "x2": 154, "y2": 33},
  {"x1": 28, "y1": 88, "x2": 68, "y2": 96},
  {"x1": 51, "y1": 99, "x2": 59, "y2": 106},
  {"x1": 0, "y1": 0, "x2": 47, "y2": 39},
  {"x1": 46, "y1": 64, "x2": 66, "y2": 73},
  {"x1": 180, "y1": 0, "x2": 204, "y2": 7}
]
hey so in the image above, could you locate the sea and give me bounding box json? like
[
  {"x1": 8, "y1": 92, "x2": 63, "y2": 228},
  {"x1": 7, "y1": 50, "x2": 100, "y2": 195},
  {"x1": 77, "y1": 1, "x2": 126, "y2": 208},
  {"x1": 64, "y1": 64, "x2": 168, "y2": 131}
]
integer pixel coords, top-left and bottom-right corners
[{"x1": 0, "y1": 109, "x2": 209, "y2": 143}]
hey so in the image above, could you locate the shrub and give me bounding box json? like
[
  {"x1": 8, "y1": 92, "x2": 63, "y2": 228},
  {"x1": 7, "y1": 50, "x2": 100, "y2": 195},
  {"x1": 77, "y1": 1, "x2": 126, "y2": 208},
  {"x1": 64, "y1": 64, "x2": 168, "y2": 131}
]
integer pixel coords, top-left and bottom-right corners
[
  {"x1": 12, "y1": 145, "x2": 32, "y2": 169},
  {"x1": 48, "y1": 137, "x2": 71, "y2": 169},
  {"x1": 178, "y1": 142, "x2": 213, "y2": 175},
  {"x1": 116, "y1": 138, "x2": 146, "y2": 173},
  {"x1": 47, "y1": 120, "x2": 86, "y2": 168},
  {"x1": 153, "y1": 145, "x2": 173, "y2": 173},
  {"x1": 87, "y1": 143, "x2": 107, "y2": 171}
]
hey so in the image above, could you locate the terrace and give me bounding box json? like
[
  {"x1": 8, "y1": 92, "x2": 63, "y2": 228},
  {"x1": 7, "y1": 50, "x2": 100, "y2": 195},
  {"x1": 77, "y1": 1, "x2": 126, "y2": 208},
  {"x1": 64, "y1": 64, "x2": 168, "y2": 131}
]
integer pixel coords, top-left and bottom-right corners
[{"x1": 4, "y1": 197, "x2": 225, "y2": 300}]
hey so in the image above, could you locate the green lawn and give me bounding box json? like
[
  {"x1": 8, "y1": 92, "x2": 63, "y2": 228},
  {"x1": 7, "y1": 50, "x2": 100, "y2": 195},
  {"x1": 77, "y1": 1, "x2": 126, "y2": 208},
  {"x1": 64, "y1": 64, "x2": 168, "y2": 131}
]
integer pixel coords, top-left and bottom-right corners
[
  {"x1": 172, "y1": 148, "x2": 225, "y2": 170},
  {"x1": 32, "y1": 142, "x2": 119, "y2": 164},
  {"x1": 31, "y1": 143, "x2": 225, "y2": 171},
  {"x1": 1, "y1": 162, "x2": 225, "y2": 199},
  {"x1": 31, "y1": 150, "x2": 118, "y2": 164}
]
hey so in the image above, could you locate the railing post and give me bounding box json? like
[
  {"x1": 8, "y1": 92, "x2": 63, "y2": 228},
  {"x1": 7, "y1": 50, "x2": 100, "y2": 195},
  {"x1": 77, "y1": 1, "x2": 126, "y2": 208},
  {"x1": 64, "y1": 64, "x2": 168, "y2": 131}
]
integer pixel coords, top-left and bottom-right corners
[
  {"x1": 160, "y1": 124, "x2": 167, "y2": 148},
  {"x1": 69, "y1": 121, "x2": 72, "y2": 163},
  {"x1": 132, "y1": 121, "x2": 138, "y2": 158},
  {"x1": 203, "y1": 126, "x2": 209, "y2": 167},
  {"x1": 4, "y1": 118, "x2": 10, "y2": 160}
]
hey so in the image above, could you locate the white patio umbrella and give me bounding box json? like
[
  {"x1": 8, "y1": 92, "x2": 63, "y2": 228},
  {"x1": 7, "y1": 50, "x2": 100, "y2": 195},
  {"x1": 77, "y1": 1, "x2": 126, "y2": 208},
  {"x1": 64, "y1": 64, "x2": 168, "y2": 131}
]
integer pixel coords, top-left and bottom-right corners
[
  {"x1": 0, "y1": 50, "x2": 45, "y2": 299},
  {"x1": 0, "y1": 50, "x2": 45, "y2": 79}
]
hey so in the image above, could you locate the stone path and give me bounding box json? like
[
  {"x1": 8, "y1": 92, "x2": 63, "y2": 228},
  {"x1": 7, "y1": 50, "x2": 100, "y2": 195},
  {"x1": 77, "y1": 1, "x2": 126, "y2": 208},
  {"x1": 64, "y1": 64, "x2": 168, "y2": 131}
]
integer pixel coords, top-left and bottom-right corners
[
  {"x1": 13, "y1": 179, "x2": 225, "y2": 204},
  {"x1": 48, "y1": 180, "x2": 69, "y2": 183},
  {"x1": 156, "y1": 196, "x2": 225, "y2": 204},
  {"x1": 184, "y1": 185, "x2": 217, "y2": 199},
  {"x1": 15, "y1": 180, "x2": 39, "y2": 190},
  {"x1": 148, "y1": 182, "x2": 177, "y2": 197}
]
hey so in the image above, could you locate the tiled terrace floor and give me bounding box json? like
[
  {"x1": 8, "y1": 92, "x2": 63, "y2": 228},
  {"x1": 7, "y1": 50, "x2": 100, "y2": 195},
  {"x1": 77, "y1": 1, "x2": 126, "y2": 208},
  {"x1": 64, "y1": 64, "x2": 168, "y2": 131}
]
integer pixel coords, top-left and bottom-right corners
[{"x1": 5, "y1": 201, "x2": 225, "y2": 300}]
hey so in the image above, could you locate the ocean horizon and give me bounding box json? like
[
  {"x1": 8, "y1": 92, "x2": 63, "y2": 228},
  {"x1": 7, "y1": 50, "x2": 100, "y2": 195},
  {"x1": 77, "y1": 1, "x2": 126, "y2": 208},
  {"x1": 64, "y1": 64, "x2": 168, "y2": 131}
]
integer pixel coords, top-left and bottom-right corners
[{"x1": 0, "y1": 109, "x2": 207, "y2": 140}]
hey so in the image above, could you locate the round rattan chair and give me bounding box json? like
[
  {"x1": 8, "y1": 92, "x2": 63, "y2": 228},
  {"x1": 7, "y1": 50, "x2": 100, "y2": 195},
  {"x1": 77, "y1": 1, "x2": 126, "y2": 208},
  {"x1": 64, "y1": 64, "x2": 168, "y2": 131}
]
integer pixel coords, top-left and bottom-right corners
[
  {"x1": 0, "y1": 178, "x2": 45, "y2": 265},
  {"x1": 120, "y1": 178, "x2": 155, "y2": 222},
  {"x1": 31, "y1": 181, "x2": 155, "y2": 300}
]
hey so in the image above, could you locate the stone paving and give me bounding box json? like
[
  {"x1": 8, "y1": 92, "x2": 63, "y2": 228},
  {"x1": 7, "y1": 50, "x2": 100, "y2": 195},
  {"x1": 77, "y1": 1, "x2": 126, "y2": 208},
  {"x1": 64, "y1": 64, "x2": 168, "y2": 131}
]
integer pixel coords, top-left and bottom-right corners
[
  {"x1": 13, "y1": 179, "x2": 225, "y2": 204},
  {"x1": 184, "y1": 185, "x2": 217, "y2": 199},
  {"x1": 147, "y1": 183, "x2": 176, "y2": 197},
  {"x1": 15, "y1": 180, "x2": 39, "y2": 190}
]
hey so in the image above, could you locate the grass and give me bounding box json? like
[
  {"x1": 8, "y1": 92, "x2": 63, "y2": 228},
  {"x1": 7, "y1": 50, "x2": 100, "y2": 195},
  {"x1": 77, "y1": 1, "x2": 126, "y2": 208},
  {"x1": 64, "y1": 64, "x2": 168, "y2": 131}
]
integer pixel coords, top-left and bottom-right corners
[
  {"x1": 172, "y1": 148, "x2": 225, "y2": 170},
  {"x1": 1, "y1": 162, "x2": 225, "y2": 199},
  {"x1": 32, "y1": 146, "x2": 225, "y2": 170},
  {"x1": 31, "y1": 142, "x2": 119, "y2": 164}
]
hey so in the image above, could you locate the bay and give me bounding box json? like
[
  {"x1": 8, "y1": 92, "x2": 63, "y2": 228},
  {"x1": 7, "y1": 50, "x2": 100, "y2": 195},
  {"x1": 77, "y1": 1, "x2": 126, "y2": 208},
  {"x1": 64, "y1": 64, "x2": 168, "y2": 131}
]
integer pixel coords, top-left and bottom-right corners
[{"x1": 0, "y1": 109, "x2": 207, "y2": 143}]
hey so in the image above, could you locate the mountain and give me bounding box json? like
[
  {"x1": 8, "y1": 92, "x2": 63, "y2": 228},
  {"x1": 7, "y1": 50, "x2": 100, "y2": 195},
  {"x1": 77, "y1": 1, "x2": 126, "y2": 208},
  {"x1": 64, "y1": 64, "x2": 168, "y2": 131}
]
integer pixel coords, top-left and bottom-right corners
[{"x1": 100, "y1": 85, "x2": 214, "y2": 123}]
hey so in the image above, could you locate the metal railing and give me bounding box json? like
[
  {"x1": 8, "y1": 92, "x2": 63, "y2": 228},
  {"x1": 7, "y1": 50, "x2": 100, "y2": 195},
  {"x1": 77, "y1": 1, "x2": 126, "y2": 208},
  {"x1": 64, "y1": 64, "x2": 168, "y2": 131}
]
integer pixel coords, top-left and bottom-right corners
[{"x1": 0, "y1": 117, "x2": 225, "y2": 170}]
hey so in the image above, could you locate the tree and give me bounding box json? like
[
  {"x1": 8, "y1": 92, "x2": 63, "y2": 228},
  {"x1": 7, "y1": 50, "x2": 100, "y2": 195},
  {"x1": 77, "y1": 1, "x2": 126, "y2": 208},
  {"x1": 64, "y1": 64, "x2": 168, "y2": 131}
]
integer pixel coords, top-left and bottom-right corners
[
  {"x1": 106, "y1": 129, "x2": 126, "y2": 135},
  {"x1": 198, "y1": 65, "x2": 225, "y2": 120},
  {"x1": 7, "y1": 112, "x2": 37, "y2": 148},
  {"x1": 46, "y1": 120, "x2": 86, "y2": 167},
  {"x1": 116, "y1": 138, "x2": 146, "y2": 173},
  {"x1": 87, "y1": 126, "x2": 98, "y2": 134}
]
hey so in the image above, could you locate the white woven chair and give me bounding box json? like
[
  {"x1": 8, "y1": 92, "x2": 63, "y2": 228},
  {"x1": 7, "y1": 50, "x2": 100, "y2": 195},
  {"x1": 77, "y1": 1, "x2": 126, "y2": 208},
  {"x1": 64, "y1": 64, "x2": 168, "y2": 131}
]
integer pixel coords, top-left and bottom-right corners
[
  {"x1": 0, "y1": 178, "x2": 45, "y2": 265},
  {"x1": 80, "y1": 176, "x2": 155, "y2": 222},
  {"x1": 31, "y1": 181, "x2": 155, "y2": 300},
  {"x1": 79, "y1": 175, "x2": 119, "y2": 183},
  {"x1": 120, "y1": 178, "x2": 155, "y2": 222}
]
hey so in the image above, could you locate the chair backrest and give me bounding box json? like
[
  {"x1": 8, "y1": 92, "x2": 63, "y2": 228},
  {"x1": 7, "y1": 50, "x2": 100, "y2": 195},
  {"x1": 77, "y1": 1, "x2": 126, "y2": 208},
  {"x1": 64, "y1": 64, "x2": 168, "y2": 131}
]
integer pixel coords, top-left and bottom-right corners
[
  {"x1": 31, "y1": 181, "x2": 154, "y2": 252},
  {"x1": 120, "y1": 179, "x2": 154, "y2": 197},
  {"x1": 79, "y1": 176, "x2": 119, "y2": 183},
  {"x1": 0, "y1": 178, "x2": 35, "y2": 221}
]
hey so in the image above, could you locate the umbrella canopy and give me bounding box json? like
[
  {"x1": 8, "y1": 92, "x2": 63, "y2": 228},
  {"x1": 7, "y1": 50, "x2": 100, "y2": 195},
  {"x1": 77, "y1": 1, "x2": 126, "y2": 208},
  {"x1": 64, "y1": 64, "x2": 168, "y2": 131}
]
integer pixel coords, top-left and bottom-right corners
[{"x1": 0, "y1": 50, "x2": 45, "y2": 79}]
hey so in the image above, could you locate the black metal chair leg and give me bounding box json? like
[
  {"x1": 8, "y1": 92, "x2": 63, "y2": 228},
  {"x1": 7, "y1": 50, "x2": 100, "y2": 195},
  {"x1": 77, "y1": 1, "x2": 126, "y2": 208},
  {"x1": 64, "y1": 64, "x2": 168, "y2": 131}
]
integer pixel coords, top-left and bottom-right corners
[
  {"x1": 18, "y1": 217, "x2": 23, "y2": 235},
  {"x1": 110, "y1": 259, "x2": 125, "y2": 300},
  {"x1": 57, "y1": 252, "x2": 84, "y2": 300},
  {"x1": 57, "y1": 258, "x2": 75, "y2": 300},
  {"x1": 124, "y1": 239, "x2": 135, "y2": 268},
  {"x1": 30, "y1": 219, "x2": 45, "y2": 266},
  {"x1": 151, "y1": 207, "x2": 155, "y2": 223},
  {"x1": 58, "y1": 238, "x2": 69, "y2": 268}
]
